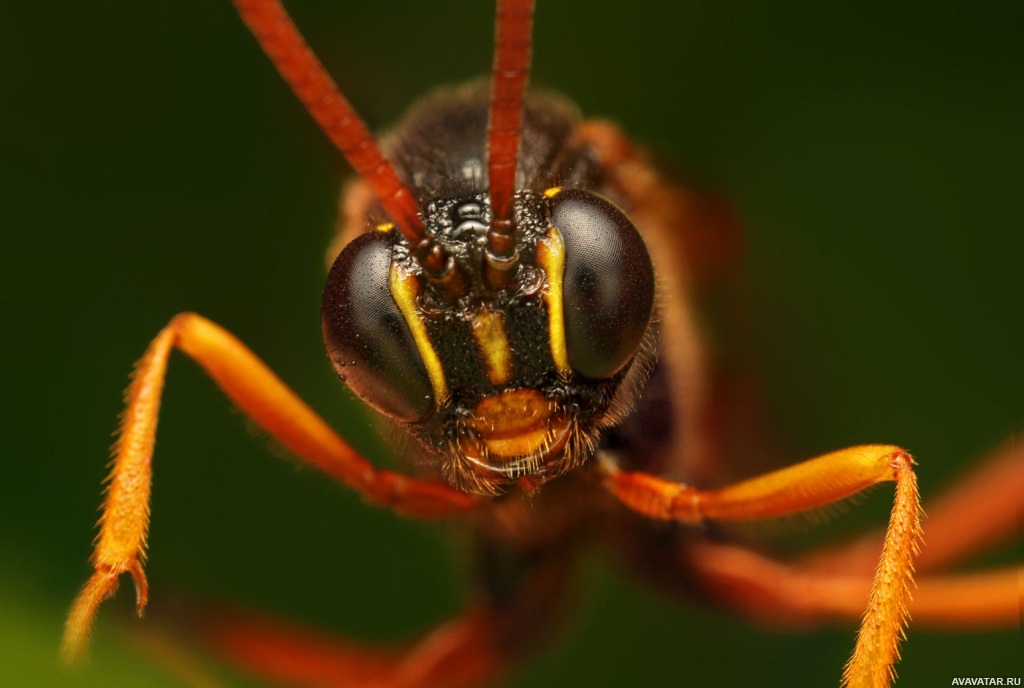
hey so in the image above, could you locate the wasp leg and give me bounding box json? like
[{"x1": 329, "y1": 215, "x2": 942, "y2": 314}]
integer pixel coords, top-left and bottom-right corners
[
  {"x1": 800, "y1": 433, "x2": 1023, "y2": 577},
  {"x1": 601, "y1": 445, "x2": 921, "y2": 688},
  {"x1": 195, "y1": 607, "x2": 395, "y2": 686},
  {"x1": 62, "y1": 312, "x2": 478, "y2": 664},
  {"x1": 684, "y1": 540, "x2": 1021, "y2": 629},
  {"x1": 153, "y1": 540, "x2": 572, "y2": 688},
  {"x1": 192, "y1": 605, "x2": 498, "y2": 688}
]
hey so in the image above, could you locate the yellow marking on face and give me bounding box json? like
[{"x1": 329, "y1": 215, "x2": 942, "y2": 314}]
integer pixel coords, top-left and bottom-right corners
[
  {"x1": 462, "y1": 389, "x2": 567, "y2": 459},
  {"x1": 389, "y1": 265, "x2": 449, "y2": 400},
  {"x1": 376, "y1": 223, "x2": 395, "y2": 233},
  {"x1": 536, "y1": 228, "x2": 570, "y2": 374},
  {"x1": 543, "y1": 186, "x2": 562, "y2": 199},
  {"x1": 472, "y1": 308, "x2": 512, "y2": 385}
]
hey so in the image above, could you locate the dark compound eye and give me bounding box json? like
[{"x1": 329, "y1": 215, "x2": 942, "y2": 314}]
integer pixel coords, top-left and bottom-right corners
[
  {"x1": 549, "y1": 189, "x2": 655, "y2": 380},
  {"x1": 321, "y1": 231, "x2": 434, "y2": 422}
]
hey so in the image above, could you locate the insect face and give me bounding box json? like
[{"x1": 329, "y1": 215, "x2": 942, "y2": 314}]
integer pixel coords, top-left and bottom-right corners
[
  {"x1": 323, "y1": 181, "x2": 656, "y2": 495},
  {"x1": 319, "y1": 85, "x2": 657, "y2": 497}
]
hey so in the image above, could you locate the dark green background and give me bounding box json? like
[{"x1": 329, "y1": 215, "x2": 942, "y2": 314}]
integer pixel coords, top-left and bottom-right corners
[{"x1": 2, "y1": 1, "x2": 1020, "y2": 686}]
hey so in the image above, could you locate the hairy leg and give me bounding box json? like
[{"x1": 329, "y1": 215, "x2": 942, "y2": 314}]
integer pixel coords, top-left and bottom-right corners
[
  {"x1": 63, "y1": 313, "x2": 477, "y2": 663},
  {"x1": 602, "y1": 444, "x2": 921, "y2": 688},
  {"x1": 802, "y1": 434, "x2": 1023, "y2": 576}
]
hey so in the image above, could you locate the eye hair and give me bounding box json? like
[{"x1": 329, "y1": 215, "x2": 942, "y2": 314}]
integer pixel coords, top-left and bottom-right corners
[{"x1": 597, "y1": 314, "x2": 661, "y2": 430}]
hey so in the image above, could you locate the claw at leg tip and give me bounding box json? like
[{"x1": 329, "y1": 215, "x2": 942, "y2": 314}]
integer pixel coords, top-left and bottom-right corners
[{"x1": 130, "y1": 559, "x2": 149, "y2": 617}]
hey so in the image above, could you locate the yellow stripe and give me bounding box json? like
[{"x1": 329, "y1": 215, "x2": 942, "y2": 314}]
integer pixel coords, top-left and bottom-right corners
[
  {"x1": 376, "y1": 223, "x2": 395, "y2": 233},
  {"x1": 543, "y1": 186, "x2": 562, "y2": 198},
  {"x1": 536, "y1": 228, "x2": 570, "y2": 374},
  {"x1": 389, "y1": 265, "x2": 449, "y2": 399},
  {"x1": 472, "y1": 308, "x2": 512, "y2": 385}
]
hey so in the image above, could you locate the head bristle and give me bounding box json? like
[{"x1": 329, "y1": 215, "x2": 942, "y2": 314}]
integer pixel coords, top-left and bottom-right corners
[{"x1": 232, "y1": 0, "x2": 425, "y2": 242}]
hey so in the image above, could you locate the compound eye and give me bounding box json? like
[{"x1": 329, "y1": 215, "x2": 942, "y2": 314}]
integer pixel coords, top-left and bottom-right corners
[
  {"x1": 321, "y1": 231, "x2": 434, "y2": 422},
  {"x1": 549, "y1": 189, "x2": 655, "y2": 380}
]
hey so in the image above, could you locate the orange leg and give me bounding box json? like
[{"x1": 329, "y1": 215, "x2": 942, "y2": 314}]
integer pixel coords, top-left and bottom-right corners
[
  {"x1": 802, "y1": 434, "x2": 1023, "y2": 576},
  {"x1": 603, "y1": 445, "x2": 922, "y2": 688},
  {"x1": 144, "y1": 538, "x2": 572, "y2": 688},
  {"x1": 62, "y1": 313, "x2": 478, "y2": 664},
  {"x1": 685, "y1": 540, "x2": 1021, "y2": 630},
  {"x1": 194, "y1": 605, "x2": 502, "y2": 688}
]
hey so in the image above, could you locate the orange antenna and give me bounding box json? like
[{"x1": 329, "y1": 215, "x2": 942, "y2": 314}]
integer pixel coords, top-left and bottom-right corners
[
  {"x1": 232, "y1": 0, "x2": 424, "y2": 242},
  {"x1": 485, "y1": 0, "x2": 536, "y2": 288}
]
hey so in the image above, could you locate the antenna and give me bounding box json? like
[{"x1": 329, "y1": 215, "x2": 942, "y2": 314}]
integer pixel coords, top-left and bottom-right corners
[
  {"x1": 232, "y1": 0, "x2": 425, "y2": 242},
  {"x1": 485, "y1": 0, "x2": 536, "y2": 288}
]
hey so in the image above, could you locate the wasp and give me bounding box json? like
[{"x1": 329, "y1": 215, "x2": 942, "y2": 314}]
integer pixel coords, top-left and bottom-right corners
[{"x1": 62, "y1": 1, "x2": 1022, "y2": 687}]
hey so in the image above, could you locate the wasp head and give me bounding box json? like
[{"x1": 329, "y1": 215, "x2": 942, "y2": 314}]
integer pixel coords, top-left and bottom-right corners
[{"x1": 322, "y1": 186, "x2": 657, "y2": 495}]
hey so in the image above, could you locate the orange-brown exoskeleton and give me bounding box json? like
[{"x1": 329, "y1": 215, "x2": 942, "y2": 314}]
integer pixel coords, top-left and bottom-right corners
[{"x1": 63, "y1": 1, "x2": 1023, "y2": 687}]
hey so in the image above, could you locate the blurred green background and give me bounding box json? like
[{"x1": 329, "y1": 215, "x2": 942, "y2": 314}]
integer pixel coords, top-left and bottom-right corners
[{"x1": 2, "y1": 0, "x2": 1020, "y2": 686}]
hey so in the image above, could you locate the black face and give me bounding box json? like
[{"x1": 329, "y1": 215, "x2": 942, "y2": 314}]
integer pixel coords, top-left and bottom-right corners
[{"x1": 321, "y1": 189, "x2": 656, "y2": 494}]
